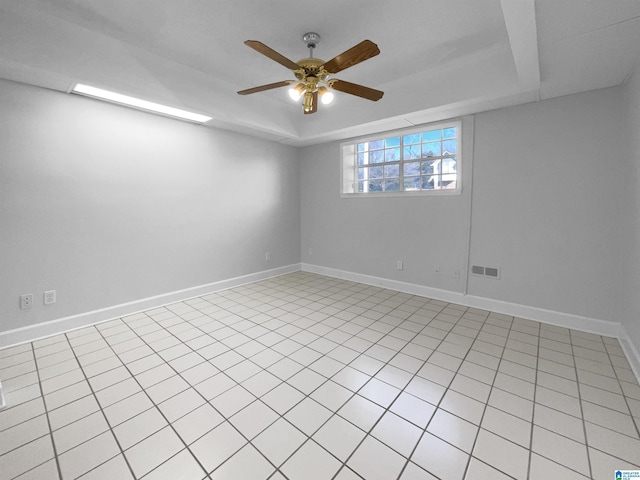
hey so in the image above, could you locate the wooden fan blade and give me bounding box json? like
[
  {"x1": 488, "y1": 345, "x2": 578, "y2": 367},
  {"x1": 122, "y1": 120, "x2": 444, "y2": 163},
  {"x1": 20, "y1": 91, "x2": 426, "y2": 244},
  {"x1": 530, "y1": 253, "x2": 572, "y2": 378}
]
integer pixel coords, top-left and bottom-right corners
[
  {"x1": 331, "y1": 79, "x2": 384, "y2": 101},
  {"x1": 244, "y1": 40, "x2": 301, "y2": 71},
  {"x1": 304, "y1": 91, "x2": 318, "y2": 114},
  {"x1": 321, "y1": 40, "x2": 380, "y2": 74},
  {"x1": 237, "y1": 81, "x2": 291, "y2": 95}
]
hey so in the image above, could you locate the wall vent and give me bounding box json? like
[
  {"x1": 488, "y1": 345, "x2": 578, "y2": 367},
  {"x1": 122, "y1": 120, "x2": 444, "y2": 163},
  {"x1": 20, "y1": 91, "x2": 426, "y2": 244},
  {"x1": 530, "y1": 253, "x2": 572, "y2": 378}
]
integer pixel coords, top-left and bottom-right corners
[
  {"x1": 471, "y1": 265, "x2": 500, "y2": 279},
  {"x1": 471, "y1": 265, "x2": 484, "y2": 275}
]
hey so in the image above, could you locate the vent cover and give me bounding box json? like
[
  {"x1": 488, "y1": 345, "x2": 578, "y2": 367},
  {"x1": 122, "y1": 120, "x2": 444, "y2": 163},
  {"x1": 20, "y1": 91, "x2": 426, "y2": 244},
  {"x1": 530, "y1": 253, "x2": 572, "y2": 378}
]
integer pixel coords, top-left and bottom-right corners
[
  {"x1": 485, "y1": 267, "x2": 499, "y2": 278},
  {"x1": 471, "y1": 265, "x2": 484, "y2": 275},
  {"x1": 471, "y1": 265, "x2": 500, "y2": 279}
]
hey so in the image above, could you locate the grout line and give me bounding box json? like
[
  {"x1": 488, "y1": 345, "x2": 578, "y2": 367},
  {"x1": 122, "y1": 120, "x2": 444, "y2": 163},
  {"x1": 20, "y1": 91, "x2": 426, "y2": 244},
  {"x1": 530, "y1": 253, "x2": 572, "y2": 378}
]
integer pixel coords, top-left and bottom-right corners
[{"x1": 31, "y1": 342, "x2": 64, "y2": 480}]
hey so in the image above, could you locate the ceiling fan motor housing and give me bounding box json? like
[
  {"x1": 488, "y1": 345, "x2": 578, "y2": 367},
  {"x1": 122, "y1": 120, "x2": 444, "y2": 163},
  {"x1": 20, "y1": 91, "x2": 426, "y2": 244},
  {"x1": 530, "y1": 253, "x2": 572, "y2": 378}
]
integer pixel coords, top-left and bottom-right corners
[{"x1": 303, "y1": 32, "x2": 320, "y2": 50}]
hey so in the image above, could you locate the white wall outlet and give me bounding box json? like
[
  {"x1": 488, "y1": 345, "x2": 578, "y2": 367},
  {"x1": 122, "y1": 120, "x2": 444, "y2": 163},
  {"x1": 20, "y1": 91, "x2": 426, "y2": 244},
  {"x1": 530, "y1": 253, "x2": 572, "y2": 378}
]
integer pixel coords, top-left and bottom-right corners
[
  {"x1": 265, "y1": 252, "x2": 271, "y2": 261},
  {"x1": 44, "y1": 290, "x2": 56, "y2": 305},
  {"x1": 435, "y1": 266, "x2": 441, "y2": 275},
  {"x1": 453, "y1": 269, "x2": 461, "y2": 279},
  {"x1": 20, "y1": 294, "x2": 33, "y2": 309},
  {"x1": 396, "y1": 260, "x2": 403, "y2": 270}
]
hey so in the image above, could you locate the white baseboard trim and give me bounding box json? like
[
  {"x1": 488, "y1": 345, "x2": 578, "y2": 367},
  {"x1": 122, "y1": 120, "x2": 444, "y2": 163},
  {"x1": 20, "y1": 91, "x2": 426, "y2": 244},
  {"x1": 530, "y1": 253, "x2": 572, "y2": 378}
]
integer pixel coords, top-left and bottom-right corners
[
  {"x1": 0, "y1": 263, "x2": 301, "y2": 349},
  {"x1": 619, "y1": 326, "x2": 640, "y2": 383},
  {"x1": 303, "y1": 263, "x2": 640, "y2": 380},
  {"x1": 302, "y1": 263, "x2": 619, "y2": 335}
]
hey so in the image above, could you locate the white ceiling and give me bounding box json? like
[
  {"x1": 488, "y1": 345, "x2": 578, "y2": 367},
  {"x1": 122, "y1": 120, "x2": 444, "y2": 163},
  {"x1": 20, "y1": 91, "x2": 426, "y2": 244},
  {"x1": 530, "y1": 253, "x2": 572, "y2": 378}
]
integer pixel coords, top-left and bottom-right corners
[{"x1": 1, "y1": 0, "x2": 639, "y2": 146}]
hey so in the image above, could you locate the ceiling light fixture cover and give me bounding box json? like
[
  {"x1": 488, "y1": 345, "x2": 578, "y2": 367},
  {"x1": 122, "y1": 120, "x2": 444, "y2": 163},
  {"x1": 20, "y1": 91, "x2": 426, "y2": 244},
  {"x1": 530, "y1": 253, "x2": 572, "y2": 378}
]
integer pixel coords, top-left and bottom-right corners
[
  {"x1": 71, "y1": 84, "x2": 212, "y2": 124},
  {"x1": 238, "y1": 33, "x2": 383, "y2": 115}
]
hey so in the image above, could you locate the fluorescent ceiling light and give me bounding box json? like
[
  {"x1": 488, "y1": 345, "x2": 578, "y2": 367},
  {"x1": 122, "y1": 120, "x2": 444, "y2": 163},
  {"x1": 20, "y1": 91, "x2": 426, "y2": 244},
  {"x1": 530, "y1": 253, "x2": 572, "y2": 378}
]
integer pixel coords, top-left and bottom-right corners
[{"x1": 71, "y1": 84, "x2": 212, "y2": 124}]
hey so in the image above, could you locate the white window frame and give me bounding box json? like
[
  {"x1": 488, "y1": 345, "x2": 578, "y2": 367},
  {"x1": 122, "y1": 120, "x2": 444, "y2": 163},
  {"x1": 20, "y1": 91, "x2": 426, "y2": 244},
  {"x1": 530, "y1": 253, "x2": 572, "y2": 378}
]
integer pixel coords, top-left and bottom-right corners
[{"x1": 341, "y1": 119, "x2": 462, "y2": 198}]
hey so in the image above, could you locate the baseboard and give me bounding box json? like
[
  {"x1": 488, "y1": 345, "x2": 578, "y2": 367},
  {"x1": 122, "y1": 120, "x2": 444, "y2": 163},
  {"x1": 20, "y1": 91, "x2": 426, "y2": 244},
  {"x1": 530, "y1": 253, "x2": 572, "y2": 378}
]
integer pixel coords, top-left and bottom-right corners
[
  {"x1": 302, "y1": 263, "x2": 640, "y2": 382},
  {"x1": 0, "y1": 263, "x2": 301, "y2": 349},
  {"x1": 619, "y1": 326, "x2": 640, "y2": 383}
]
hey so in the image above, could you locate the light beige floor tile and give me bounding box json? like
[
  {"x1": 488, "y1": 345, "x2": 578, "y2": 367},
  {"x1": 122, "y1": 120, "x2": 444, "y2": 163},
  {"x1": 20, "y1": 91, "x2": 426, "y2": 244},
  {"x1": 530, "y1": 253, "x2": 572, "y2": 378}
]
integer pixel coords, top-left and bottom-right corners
[
  {"x1": 473, "y1": 429, "x2": 528, "y2": 480},
  {"x1": 531, "y1": 426, "x2": 590, "y2": 476},
  {"x1": 529, "y1": 453, "x2": 590, "y2": 480},
  {"x1": 347, "y1": 436, "x2": 407, "y2": 480},
  {"x1": 253, "y1": 417, "x2": 306, "y2": 466},
  {"x1": 281, "y1": 440, "x2": 342, "y2": 480},
  {"x1": 482, "y1": 405, "x2": 531, "y2": 448},
  {"x1": 124, "y1": 426, "x2": 184, "y2": 478},
  {"x1": 427, "y1": 408, "x2": 478, "y2": 453},
  {"x1": 371, "y1": 411, "x2": 423, "y2": 457},
  {"x1": 411, "y1": 432, "x2": 469, "y2": 480}
]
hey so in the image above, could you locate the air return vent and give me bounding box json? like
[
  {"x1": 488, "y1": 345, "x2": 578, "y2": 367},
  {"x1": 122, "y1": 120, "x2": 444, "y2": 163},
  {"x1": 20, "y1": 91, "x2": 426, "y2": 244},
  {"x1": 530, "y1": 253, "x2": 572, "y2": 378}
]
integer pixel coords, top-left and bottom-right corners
[
  {"x1": 471, "y1": 265, "x2": 484, "y2": 275},
  {"x1": 471, "y1": 265, "x2": 500, "y2": 279}
]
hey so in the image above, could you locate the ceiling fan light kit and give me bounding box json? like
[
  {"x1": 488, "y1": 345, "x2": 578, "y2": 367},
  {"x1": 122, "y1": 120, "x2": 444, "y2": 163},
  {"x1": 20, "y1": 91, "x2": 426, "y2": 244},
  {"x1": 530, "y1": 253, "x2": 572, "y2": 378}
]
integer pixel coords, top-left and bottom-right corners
[{"x1": 238, "y1": 32, "x2": 383, "y2": 114}]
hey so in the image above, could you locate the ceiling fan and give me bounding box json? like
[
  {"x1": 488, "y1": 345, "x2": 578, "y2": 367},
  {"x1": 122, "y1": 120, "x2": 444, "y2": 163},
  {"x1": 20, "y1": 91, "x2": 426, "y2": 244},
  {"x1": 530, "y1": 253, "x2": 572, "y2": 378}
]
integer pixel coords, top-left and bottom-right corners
[{"x1": 238, "y1": 33, "x2": 384, "y2": 114}]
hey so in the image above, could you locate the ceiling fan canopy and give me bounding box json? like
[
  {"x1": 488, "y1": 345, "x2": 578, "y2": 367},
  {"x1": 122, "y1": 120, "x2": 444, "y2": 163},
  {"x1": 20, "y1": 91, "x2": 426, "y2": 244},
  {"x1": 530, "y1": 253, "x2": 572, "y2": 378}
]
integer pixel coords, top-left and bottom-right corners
[{"x1": 238, "y1": 33, "x2": 384, "y2": 114}]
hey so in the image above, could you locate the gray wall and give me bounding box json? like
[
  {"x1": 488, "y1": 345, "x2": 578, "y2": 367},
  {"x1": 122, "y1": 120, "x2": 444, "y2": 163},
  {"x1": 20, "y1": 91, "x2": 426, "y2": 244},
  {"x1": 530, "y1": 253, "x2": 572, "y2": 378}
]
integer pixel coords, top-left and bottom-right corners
[
  {"x1": 301, "y1": 117, "x2": 474, "y2": 294},
  {"x1": 622, "y1": 65, "x2": 640, "y2": 351},
  {"x1": 468, "y1": 88, "x2": 627, "y2": 322},
  {"x1": 301, "y1": 86, "x2": 627, "y2": 324},
  {"x1": 0, "y1": 79, "x2": 300, "y2": 333}
]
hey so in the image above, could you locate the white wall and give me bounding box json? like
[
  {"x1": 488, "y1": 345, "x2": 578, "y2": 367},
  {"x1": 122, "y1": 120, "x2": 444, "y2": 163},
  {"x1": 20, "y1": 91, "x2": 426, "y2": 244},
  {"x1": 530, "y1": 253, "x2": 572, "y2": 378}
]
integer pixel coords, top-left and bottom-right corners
[
  {"x1": 301, "y1": 117, "x2": 474, "y2": 294},
  {"x1": 622, "y1": 64, "x2": 640, "y2": 353},
  {"x1": 301, "y1": 86, "x2": 627, "y2": 329},
  {"x1": 468, "y1": 87, "x2": 627, "y2": 322},
  {"x1": 0, "y1": 79, "x2": 300, "y2": 336}
]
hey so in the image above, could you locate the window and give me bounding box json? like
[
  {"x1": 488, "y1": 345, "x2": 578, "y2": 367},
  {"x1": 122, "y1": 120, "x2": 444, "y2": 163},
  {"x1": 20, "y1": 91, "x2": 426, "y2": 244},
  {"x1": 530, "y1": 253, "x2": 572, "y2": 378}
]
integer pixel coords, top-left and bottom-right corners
[{"x1": 341, "y1": 120, "x2": 461, "y2": 196}]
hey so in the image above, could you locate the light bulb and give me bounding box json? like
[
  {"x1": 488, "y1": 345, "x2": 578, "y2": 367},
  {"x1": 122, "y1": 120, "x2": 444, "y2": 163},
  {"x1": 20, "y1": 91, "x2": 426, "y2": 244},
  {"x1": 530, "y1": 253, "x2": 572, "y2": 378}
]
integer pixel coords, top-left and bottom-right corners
[
  {"x1": 288, "y1": 83, "x2": 304, "y2": 101},
  {"x1": 321, "y1": 91, "x2": 334, "y2": 105},
  {"x1": 318, "y1": 86, "x2": 334, "y2": 105}
]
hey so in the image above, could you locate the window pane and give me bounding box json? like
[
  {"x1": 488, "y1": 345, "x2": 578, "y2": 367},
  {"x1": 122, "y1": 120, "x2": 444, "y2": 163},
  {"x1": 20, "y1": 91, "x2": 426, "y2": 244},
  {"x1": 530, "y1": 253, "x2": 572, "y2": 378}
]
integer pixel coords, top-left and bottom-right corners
[
  {"x1": 385, "y1": 148, "x2": 400, "y2": 162},
  {"x1": 357, "y1": 153, "x2": 367, "y2": 165},
  {"x1": 384, "y1": 164, "x2": 399, "y2": 178},
  {"x1": 369, "y1": 139, "x2": 384, "y2": 150},
  {"x1": 384, "y1": 179, "x2": 400, "y2": 191},
  {"x1": 422, "y1": 175, "x2": 437, "y2": 190},
  {"x1": 369, "y1": 166, "x2": 383, "y2": 178},
  {"x1": 443, "y1": 127, "x2": 456, "y2": 139},
  {"x1": 369, "y1": 179, "x2": 383, "y2": 192},
  {"x1": 421, "y1": 159, "x2": 440, "y2": 175},
  {"x1": 357, "y1": 143, "x2": 366, "y2": 152},
  {"x1": 442, "y1": 175, "x2": 457, "y2": 189},
  {"x1": 403, "y1": 145, "x2": 420, "y2": 160},
  {"x1": 385, "y1": 137, "x2": 401, "y2": 148},
  {"x1": 404, "y1": 177, "x2": 421, "y2": 191},
  {"x1": 403, "y1": 133, "x2": 421, "y2": 145},
  {"x1": 358, "y1": 167, "x2": 366, "y2": 180},
  {"x1": 442, "y1": 158, "x2": 456, "y2": 173},
  {"x1": 358, "y1": 180, "x2": 365, "y2": 192},
  {"x1": 403, "y1": 162, "x2": 421, "y2": 176},
  {"x1": 442, "y1": 139, "x2": 457, "y2": 155},
  {"x1": 370, "y1": 150, "x2": 385, "y2": 163},
  {"x1": 422, "y1": 130, "x2": 441, "y2": 142},
  {"x1": 422, "y1": 142, "x2": 441, "y2": 158}
]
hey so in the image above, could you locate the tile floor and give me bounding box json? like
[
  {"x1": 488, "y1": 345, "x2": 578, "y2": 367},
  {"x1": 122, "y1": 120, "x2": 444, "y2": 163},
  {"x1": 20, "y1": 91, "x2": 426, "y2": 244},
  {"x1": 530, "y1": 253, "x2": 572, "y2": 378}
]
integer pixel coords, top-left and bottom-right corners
[{"x1": 1, "y1": 271, "x2": 639, "y2": 480}]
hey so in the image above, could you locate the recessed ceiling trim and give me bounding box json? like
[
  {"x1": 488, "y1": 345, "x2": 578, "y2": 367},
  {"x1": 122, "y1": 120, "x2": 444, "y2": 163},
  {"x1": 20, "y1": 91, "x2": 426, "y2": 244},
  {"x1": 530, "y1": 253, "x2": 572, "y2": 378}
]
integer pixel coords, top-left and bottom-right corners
[
  {"x1": 70, "y1": 84, "x2": 212, "y2": 124},
  {"x1": 500, "y1": 0, "x2": 541, "y2": 92}
]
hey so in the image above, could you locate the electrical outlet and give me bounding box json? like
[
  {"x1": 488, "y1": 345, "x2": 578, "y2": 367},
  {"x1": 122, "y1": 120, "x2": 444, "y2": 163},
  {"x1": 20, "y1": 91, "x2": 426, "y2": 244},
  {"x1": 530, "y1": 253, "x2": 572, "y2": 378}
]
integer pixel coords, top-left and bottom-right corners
[
  {"x1": 435, "y1": 266, "x2": 441, "y2": 275},
  {"x1": 396, "y1": 260, "x2": 403, "y2": 270},
  {"x1": 20, "y1": 294, "x2": 33, "y2": 309},
  {"x1": 453, "y1": 269, "x2": 461, "y2": 279},
  {"x1": 265, "y1": 252, "x2": 271, "y2": 261},
  {"x1": 44, "y1": 290, "x2": 56, "y2": 305}
]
